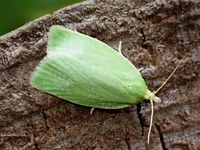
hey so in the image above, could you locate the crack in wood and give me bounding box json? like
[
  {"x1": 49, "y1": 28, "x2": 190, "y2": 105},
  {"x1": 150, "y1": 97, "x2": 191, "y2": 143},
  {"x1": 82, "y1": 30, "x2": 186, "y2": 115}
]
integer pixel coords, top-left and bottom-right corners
[
  {"x1": 125, "y1": 129, "x2": 131, "y2": 150},
  {"x1": 33, "y1": 132, "x2": 40, "y2": 150},
  {"x1": 155, "y1": 124, "x2": 168, "y2": 150},
  {"x1": 136, "y1": 103, "x2": 145, "y2": 136},
  {"x1": 42, "y1": 110, "x2": 49, "y2": 130}
]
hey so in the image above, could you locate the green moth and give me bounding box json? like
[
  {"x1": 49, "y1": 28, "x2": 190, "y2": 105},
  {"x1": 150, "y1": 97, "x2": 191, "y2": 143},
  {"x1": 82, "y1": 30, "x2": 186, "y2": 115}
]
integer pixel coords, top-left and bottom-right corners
[
  {"x1": 31, "y1": 25, "x2": 160, "y2": 109},
  {"x1": 31, "y1": 25, "x2": 184, "y2": 144}
]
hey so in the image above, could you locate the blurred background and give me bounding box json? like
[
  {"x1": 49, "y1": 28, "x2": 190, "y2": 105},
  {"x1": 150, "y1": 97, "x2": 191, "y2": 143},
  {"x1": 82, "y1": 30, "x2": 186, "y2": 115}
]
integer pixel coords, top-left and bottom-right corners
[{"x1": 0, "y1": 0, "x2": 83, "y2": 36}]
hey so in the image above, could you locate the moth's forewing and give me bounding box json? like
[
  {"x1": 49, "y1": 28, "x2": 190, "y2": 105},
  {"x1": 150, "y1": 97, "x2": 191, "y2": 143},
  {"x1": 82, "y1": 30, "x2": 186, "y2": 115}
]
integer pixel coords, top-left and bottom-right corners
[{"x1": 31, "y1": 26, "x2": 147, "y2": 109}]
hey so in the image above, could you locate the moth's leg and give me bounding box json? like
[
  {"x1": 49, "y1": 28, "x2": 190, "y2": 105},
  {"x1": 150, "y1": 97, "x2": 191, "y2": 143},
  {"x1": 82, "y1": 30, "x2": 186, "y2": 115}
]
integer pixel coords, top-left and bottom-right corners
[
  {"x1": 138, "y1": 67, "x2": 144, "y2": 72},
  {"x1": 118, "y1": 41, "x2": 123, "y2": 55},
  {"x1": 90, "y1": 108, "x2": 95, "y2": 115}
]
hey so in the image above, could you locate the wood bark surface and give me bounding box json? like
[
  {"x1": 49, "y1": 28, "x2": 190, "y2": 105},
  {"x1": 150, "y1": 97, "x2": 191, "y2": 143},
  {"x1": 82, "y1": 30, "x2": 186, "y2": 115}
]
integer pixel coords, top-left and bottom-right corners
[{"x1": 0, "y1": 0, "x2": 199, "y2": 149}]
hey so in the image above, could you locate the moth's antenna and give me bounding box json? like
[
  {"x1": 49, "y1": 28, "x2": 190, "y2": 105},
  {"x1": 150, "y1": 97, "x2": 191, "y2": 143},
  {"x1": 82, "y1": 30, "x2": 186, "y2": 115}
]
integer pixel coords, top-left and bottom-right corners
[
  {"x1": 147, "y1": 100, "x2": 154, "y2": 144},
  {"x1": 155, "y1": 56, "x2": 185, "y2": 94},
  {"x1": 147, "y1": 56, "x2": 185, "y2": 144}
]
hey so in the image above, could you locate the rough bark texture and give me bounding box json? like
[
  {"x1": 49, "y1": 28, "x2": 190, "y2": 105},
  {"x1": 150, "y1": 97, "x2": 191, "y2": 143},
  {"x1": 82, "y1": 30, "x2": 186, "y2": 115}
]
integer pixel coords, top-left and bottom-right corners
[{"x1": 0, "y1": 0, "x2": 199, "y2": 149}]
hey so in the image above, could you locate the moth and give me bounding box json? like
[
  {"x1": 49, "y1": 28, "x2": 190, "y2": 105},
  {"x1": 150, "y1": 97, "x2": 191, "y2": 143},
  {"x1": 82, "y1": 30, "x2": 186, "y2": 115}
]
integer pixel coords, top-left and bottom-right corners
[{"x1": 31, "y1": 25, "x2": 183, "y2": 144}]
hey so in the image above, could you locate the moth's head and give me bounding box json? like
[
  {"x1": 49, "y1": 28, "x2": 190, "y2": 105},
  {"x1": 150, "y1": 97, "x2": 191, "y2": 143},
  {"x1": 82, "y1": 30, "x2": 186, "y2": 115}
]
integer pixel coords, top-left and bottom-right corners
[{"x1": 144, "y1": 90, "x2": 161, "y2": 103}]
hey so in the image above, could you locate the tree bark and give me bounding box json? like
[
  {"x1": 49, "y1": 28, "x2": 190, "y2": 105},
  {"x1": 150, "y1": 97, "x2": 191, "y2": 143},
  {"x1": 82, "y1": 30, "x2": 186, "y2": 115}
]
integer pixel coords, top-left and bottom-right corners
[{"x1": 0, "y1": 0, "x2": 199, "y2": 149}]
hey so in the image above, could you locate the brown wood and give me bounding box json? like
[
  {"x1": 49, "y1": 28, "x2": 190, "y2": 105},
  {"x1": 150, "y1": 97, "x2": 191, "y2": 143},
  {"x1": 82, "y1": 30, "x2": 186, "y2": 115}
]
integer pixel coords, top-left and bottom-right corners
[{"x1": 0, "y1": 0, "x2": 199, "y2": 149}]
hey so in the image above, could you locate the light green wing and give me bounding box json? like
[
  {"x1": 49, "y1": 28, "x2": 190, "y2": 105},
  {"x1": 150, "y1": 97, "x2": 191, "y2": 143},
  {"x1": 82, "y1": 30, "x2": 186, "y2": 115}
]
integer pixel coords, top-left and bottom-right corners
[{"x1": 31, "y1": 26, "x2": 147, "y2": 109}]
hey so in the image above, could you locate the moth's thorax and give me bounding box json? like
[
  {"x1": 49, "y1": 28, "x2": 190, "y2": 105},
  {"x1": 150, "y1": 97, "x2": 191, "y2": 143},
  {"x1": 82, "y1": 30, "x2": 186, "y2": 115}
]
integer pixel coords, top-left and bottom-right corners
[{"x1": 125, "y1": 82, "x2": 147, "y2": 104}]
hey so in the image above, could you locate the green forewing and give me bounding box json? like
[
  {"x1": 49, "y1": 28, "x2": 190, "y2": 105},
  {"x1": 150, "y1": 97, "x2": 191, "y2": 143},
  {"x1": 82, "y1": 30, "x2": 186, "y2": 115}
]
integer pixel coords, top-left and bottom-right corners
[{"x1": 31, "y1": 26, "x2": 147, "y2": 109}]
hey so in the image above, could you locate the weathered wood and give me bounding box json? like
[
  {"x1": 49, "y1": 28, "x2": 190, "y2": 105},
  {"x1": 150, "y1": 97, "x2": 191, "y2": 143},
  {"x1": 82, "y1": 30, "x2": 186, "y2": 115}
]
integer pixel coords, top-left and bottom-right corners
[{"x1": 0, "y1": 0, "x2": 199, "y2": 149}]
